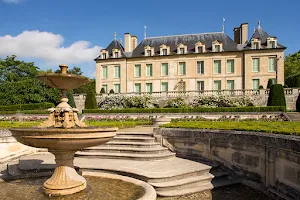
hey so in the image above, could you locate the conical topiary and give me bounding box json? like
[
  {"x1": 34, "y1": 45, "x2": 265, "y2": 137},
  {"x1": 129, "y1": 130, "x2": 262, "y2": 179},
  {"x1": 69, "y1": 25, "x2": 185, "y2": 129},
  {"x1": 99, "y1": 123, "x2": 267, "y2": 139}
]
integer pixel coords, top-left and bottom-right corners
[
  {"x1": 100, "y1": 87, "x2": 105, "y2": 94},
  {"x1": 66, "y1": 92, "x2": 76, "y2": 108},
  {"x1": 109, "y1": 89, "x2": 114, "y2": 94},
  {"x1": 85, "y1": 90, "x2": 97, "y2": 109},
  {"x1": 267, "y1": 84, "x2": 286, "y2": 107},
  {"x1": 267, "y1": 79, "x2": 273, "y2": 89},
  {"x1": 296, "y1": 94, "x2": 300, "y2": 112}
]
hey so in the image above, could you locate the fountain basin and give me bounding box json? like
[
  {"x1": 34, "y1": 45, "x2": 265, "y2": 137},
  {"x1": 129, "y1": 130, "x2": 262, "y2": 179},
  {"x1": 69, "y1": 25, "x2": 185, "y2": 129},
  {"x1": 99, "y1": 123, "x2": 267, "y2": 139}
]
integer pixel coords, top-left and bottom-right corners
[{"x1": 9, "y1": 127, "x2": 117, "y2": 196}]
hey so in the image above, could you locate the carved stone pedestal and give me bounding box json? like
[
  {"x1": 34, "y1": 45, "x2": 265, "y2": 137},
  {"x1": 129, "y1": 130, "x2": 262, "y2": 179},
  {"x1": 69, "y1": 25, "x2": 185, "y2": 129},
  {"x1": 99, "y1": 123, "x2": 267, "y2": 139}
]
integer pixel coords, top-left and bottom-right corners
[{"x1": 43, "y1": 150, "x2": 86, "y2": 196}]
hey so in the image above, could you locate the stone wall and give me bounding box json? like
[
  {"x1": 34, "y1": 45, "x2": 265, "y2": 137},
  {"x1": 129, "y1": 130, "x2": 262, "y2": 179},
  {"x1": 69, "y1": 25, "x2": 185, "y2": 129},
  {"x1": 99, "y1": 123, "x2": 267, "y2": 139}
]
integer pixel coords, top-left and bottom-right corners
[
  {"x1": 73, "y1": 88, "x2": 300, "y2": 112},
  {"x1": 154, "y1": 128, "x2": 300, "y2": 200}
]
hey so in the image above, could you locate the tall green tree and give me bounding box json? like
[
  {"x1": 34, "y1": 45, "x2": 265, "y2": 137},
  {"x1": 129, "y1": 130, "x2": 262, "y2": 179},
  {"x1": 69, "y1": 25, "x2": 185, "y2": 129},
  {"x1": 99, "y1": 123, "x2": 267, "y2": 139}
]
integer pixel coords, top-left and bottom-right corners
[
  {"x1": 55, "y1": 66, "x2": 83, "y2": 75},
  {"x1": 284, "y1": 51, "x2": 300, "y2": 87},
  {"x1": 0, "y1": 55, "x2": 39, "y2": 83}
]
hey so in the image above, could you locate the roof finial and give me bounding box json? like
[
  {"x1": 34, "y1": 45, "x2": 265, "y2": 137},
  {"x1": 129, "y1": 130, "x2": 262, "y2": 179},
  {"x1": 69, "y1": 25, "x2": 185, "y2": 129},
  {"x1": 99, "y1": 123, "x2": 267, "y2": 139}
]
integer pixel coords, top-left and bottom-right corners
[
  {"x1": 258, "y1": 20, "x2": 261, "y2": 28},
  {"x1": 114, "y1": 32, "x2": 117, "y2": 40},
  {"x1": 222, "y1": 17, "x2": 225, "y2": 33},
  {"x1": 253, "y1": 27, "x2": 256, "y2": 33},
  {"x1": 144, "y1": 25, "x2": 147, "y2": 39}
]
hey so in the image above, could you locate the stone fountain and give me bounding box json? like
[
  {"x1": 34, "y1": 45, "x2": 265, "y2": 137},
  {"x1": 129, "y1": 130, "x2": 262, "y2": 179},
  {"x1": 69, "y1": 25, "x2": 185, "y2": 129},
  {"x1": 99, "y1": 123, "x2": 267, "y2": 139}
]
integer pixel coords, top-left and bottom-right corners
[{"x1": 9, "y1": 65, "x2": 117, "y2": 196}]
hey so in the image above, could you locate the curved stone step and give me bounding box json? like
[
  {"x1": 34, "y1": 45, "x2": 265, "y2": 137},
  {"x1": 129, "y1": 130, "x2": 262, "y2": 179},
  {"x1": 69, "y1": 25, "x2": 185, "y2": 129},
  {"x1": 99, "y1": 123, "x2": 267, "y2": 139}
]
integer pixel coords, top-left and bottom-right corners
[
  {"x1": 116, "y1": 132, "x2": 154, "y2": 137},
  {"x1": 83, "y1": 146, "x2": 169, "y2": 154},
  {"x1": 148, "y1": 170, "x2": 211, "y2": 183},
  {"x1": 104, "y1": 141, "x2": 161, "y2": 148},
  {"x1": 149, "y1": 173, "x2": 213, "y2": 188},
  {"x1": 75, "y1": 151, "x2": 176, "y2": 161},
  {"x1": 112, "y1": 137, "x2": 155, "y2": 143},
  {"x1": 156, "y1": 182, "x2": 213, "y2": 197}
]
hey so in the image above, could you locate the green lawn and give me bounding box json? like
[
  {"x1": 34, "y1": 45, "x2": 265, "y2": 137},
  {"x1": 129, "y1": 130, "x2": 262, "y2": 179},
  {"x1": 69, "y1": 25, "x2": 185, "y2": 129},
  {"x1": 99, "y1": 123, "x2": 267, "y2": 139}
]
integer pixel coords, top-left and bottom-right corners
[
  {"x1": 0, "y1": 120, "x2": 152, "y2": 129},
  {"x1": 161, "y1": 121, "x2": 300, "y2": 136}
]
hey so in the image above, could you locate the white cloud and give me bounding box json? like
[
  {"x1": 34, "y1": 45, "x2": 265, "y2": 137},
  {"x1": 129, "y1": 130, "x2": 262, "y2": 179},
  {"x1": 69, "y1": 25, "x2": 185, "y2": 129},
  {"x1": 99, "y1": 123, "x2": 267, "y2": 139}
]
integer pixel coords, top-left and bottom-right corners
[
  {"x1": 2, "y1": 0, "x2": 23, "y2": 3},
  {"x1": 0, "y1": 30, "x2": 102, "y2": 66}
]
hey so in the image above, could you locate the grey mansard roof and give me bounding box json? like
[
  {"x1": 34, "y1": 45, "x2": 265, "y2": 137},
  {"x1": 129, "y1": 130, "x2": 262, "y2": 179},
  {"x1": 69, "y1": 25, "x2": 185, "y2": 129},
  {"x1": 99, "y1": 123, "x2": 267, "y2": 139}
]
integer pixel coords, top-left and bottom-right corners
[
  {"x1": 243, "y1": 26, "x2": 286, "y2": 50},
  {"x1": 131, "y1": 32, "x2": 238, "y2": 57},
  {"x1": 95, "y1": 40, "x2": 125, "y2": 60}
]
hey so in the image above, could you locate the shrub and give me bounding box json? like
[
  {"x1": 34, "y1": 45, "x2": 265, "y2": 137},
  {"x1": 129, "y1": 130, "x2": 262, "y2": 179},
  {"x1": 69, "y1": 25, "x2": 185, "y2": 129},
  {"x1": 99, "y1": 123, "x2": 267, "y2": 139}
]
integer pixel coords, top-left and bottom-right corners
[
  {"x1": 259, "y1": 85, "x2": 264, "y2": 89},
  {"x1": 283, "y1": 84, "x2": 289, "y2": 88},
  {"x1": 85, "y1": 90, "x2": 97, "y2": 109},
  {"x1": 267, "y1": 79, "x2": 274, "y2": 89},
  {"x1": 0, "y1": 102, "x2": 54, "y2": 111},
  {"x1": 125, "y1": 95, "x2": 159, "y2": 109},
  {"x1": 165, "y1": 97, "x2": 187, "y2": 108},
  {"x1": 296, "y1": 94, "x2": 300, "y2": 112},
  {"x1": 67, "y1": 92, "x2": 76, "y2": 108},
  {"x1": 98, "y1": 94, "x2": 127, "y2": 110},
  {"x1": 267, "y1": 84, "x2": 286, "y2": 107},
  {"x1": 100, "y1": 88, "x2": 106, "y2": 94},
  {"x1": 109, "y1": 89, "x2": 115, "y2": 94}
]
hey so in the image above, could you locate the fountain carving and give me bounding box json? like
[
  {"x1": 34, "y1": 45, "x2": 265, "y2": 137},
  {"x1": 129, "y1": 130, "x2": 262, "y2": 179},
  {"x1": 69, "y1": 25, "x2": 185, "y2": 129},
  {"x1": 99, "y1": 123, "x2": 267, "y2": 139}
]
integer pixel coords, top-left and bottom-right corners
[{"x1": 9, "y1": 65, "x2": 117, "y2": 196}]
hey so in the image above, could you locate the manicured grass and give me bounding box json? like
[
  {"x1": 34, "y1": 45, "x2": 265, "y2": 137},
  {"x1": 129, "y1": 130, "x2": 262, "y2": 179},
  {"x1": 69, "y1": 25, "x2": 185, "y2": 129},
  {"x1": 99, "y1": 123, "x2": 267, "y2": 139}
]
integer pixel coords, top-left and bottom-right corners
[
  {"x1": 0, "y1": 120, "x2": 152, "y2": 129},
  {"x1": 0, "y1": 121, "x2": 41, "y2": 128},
  {"x1": 161, "y1": 121, "x2": 300, "y2": 136}
]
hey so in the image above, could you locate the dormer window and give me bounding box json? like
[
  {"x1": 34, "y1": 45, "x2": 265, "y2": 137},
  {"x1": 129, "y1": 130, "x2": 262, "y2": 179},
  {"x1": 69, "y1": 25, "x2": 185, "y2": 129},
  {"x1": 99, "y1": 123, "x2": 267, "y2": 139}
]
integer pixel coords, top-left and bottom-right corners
[
  {"x1": 162, "y1": 49, "x2": 167, "y2": 55},
  {"x1": 144, "y1": 45, "x2": 154, "y2": 56},
  {"x1": 267, "y1": 37, "x2": 277, "y2": 48},
  {"x1": 160, "y1": 44, "x2": 170, "y2": 56},
  {"x1": 251, "y1": 38, "x2": 261, "y2": 50},
  {"x1": 100, "y1": 49, "x2": 109, "y2": 59},
  {"x1": 177, "y1": 43, "x2": 187, "y2": 55},
  {"x1": 212, "y1": 40, "x2": 223, "y2": 52},
  {"x1": 195, "y1": 41, "x2": 205, "y2": 53},
  {"x1": 112, "y1": 48, "x2": 120, "y2": 58},
  {"x1": 179, "y1": 48, "x2": 184, "y2": 54}
]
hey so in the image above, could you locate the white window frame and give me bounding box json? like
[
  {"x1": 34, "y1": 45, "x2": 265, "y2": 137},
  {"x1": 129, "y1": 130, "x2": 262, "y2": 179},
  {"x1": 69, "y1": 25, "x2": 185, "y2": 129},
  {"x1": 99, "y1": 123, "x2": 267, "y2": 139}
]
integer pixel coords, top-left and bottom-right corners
[
  {"x1": 114, "y1": 84, "x2": 120, "y2": 93},
  {"x1": 268, "y1": 57, "x2": 277, "y2": 72},
  {"x1": 226, "y1": 59, "x2": 235, "y2": 73},
  {"x1": 178, "y1": 62, "x2": 186, "y2": 75},
  {"x1": 196, "y1": 61, "x2": 204, "y2": 74},
  {"x1": 114, "y1": 66, "x2": 120, "y2": 78},
  {"x1": 161, "y1": 63, "x2": 168, "y2": 76},
  {"x1": 213, "y1": 60, "x2": 221, "y2": 74},
  {"x1": 252, "y1": 58, "x2": 260, "y2": 72},
  {"x1": 146, "y1": 64, "x2": 153, "y2": 77},
  {"x1": 102, "y1": 66, "x2": 108, "y2": 79},
  {"x1": 134, "y1": 64, "x2": 141, "y2": 77},
  {"x1": 161, "y1": 82, "x2": 168, "y2": 92}
]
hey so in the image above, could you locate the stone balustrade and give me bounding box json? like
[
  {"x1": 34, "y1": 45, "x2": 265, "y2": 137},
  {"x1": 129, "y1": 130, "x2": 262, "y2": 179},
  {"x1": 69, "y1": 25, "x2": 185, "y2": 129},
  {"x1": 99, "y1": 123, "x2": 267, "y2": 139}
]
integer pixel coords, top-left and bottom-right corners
[{"x1": 73, "y1": 88, "x2": 300, "y2": 112}]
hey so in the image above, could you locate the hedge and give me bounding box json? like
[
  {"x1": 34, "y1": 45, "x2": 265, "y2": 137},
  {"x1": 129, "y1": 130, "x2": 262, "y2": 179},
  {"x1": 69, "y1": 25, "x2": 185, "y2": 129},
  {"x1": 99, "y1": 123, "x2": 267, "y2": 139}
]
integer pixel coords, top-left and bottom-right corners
[
  {"x1": 0, "y1": 110, "x2": 50, "y2": 114},
  {"x1": 0, "y1": 102, "x2": 54, "y2": 111},
  {"x1": 83, "y1": 106, "x2": 286, "y2": 114}
]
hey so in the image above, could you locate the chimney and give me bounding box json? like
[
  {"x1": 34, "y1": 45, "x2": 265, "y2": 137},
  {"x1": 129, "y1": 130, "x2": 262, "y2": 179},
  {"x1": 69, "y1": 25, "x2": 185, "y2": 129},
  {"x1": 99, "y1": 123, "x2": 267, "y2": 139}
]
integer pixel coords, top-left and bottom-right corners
[
  {"x1": 124, "y1": 33, "x2": 132, "y2": 52},
  {"x1": 240, "y1": 23, "x2": 248, "y2": 44},
  {"x1": 131, "y1": 36, "x2": 138, "y2": 51},
  {"x1": 233, "y1": 27, "x2": 241, "y2": 44}
]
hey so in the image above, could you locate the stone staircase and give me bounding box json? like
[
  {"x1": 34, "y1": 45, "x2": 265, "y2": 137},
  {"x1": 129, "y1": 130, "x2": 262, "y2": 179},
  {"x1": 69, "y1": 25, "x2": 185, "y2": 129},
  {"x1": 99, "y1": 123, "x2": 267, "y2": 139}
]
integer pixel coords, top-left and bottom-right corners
[
  {"x1": 74, "y1": 130, "x2": 239, "y2": 197},
  {"x1": 75, "y1": 132, "x2": 176, "y2": 160}
]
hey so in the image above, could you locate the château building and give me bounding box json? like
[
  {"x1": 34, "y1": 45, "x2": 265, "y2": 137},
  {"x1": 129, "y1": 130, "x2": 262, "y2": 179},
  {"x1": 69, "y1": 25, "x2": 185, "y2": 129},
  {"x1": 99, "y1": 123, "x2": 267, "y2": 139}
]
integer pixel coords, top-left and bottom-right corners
[{"x1": 95, "y1": 22, "x2": 286, "y2": 94}]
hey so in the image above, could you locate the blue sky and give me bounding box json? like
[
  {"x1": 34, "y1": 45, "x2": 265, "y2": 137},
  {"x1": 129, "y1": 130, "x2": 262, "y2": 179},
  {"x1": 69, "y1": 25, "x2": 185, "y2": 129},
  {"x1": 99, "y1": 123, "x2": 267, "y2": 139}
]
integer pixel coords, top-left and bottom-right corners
[{"x1": 0, "y1": 0, "x2": 299, "y2": 77}]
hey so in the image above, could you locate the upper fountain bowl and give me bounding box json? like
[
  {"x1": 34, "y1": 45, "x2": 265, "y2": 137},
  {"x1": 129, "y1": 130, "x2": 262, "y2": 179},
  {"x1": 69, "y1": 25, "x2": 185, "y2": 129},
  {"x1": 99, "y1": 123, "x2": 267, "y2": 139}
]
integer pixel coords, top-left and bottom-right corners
[{"x1": 36, "y1": 64, "x2": 90, "y2": 90}]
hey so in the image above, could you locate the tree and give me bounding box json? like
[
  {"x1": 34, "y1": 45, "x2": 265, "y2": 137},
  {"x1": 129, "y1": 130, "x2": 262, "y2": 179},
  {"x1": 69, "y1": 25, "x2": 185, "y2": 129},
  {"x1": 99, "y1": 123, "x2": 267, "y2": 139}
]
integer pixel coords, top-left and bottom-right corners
[
  {"x1": 67, "y1": 92, "x2": 76, "y2": 108},
  {"x1": 0, "y1": 55, "x2": 39, "y2": 83},
  {"x1": 267, "y1": 84, "x2": 286, "y2": 107},
  {"x1": 296, "y1": 94, "x2": 300, "y2": 112},
  {"x1": 73, "y1": 79, "x2": 95, "y2": 94},
  {"x1": 267, "y1": 79, "x2": 273, "y2": 89},
  {"x1": 284, "y1": 51, "x2": 300, "y2": 87},
  {"x1": 84, "y1": 90, "x2": 97, "y2": 109}
]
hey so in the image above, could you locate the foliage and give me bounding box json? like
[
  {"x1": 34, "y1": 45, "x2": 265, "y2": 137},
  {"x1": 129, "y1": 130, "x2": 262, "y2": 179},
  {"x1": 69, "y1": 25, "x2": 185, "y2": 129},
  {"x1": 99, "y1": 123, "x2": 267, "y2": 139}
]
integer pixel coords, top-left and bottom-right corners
[
  {"x1": 267, "y1": 79, "x2": 273, "y2": 89},
  {"x1": 0, "y1": 102, "x2": 54, "y2": 111},
  {"x1": 124, "y1": 95, "x2": 159, "y2": 109},
  {"x1": 284, "y1": 51, "x2": 300, "y2": 87},
  {"x1": 100, "y1": 87, "x2": 106, "y2": 94},
  {"x1": 190, "y1": 95, "x2": 254, "y2": 108},
  {"x1": 296, "y1": 94, "x2": 300, "y2": 112},
  {"x1": 0, "y1": 121, "x2": 41, "y2": 128},
  {"x1": 0, "y1": 110, "x2": 50, "y2": 114},
  {"x1": 267, "y1": 84, "x2": 286, "y2": 107},
  {"x1": 54, "y1": 66, "x2": 83, "y2": 75},
  {"x1": 0, "y1": 55, "x2": 39, "y2": 83},
  {"x1": 109, "y1": 89, "x2": 115, "y2": 94},
  {"x1": 83, "y1": 106, "x2": 286, "y2": 113},
  {"x1": 85, "y1": 90, "x2": 97, "y2": 109},
  {"x1": 0, "y1": 79, "x2": 60, "y2": 106},
  {"x1": 73, "y1": 79, "x2": 95, "y2": 94},
  {"x1": 84, "y1": 120, "x2": 152, "y2": 129},
  {"x1": 67, "y1": 92, "x2": 76, "y2": 108},
  {"x1": 165, "y1": 97, "x2": 187, "y2": 108},
  {"x1": 161, "y1": 121, "x2": 300, "y2": 136},
  {"x1": 259, "y1": 85, "x2": 264, "y2": 89},
  {"x1": 98, "y1": 94, "x2": 127, "y2": 110}
]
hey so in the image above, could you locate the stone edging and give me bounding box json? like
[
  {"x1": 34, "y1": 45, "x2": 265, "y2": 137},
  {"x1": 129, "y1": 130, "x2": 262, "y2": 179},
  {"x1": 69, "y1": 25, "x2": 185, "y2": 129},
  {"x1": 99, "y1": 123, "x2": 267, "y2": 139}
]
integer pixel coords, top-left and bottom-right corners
[{"x1": 82, "y1": 171, "x2": 157, "y2": 200}]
